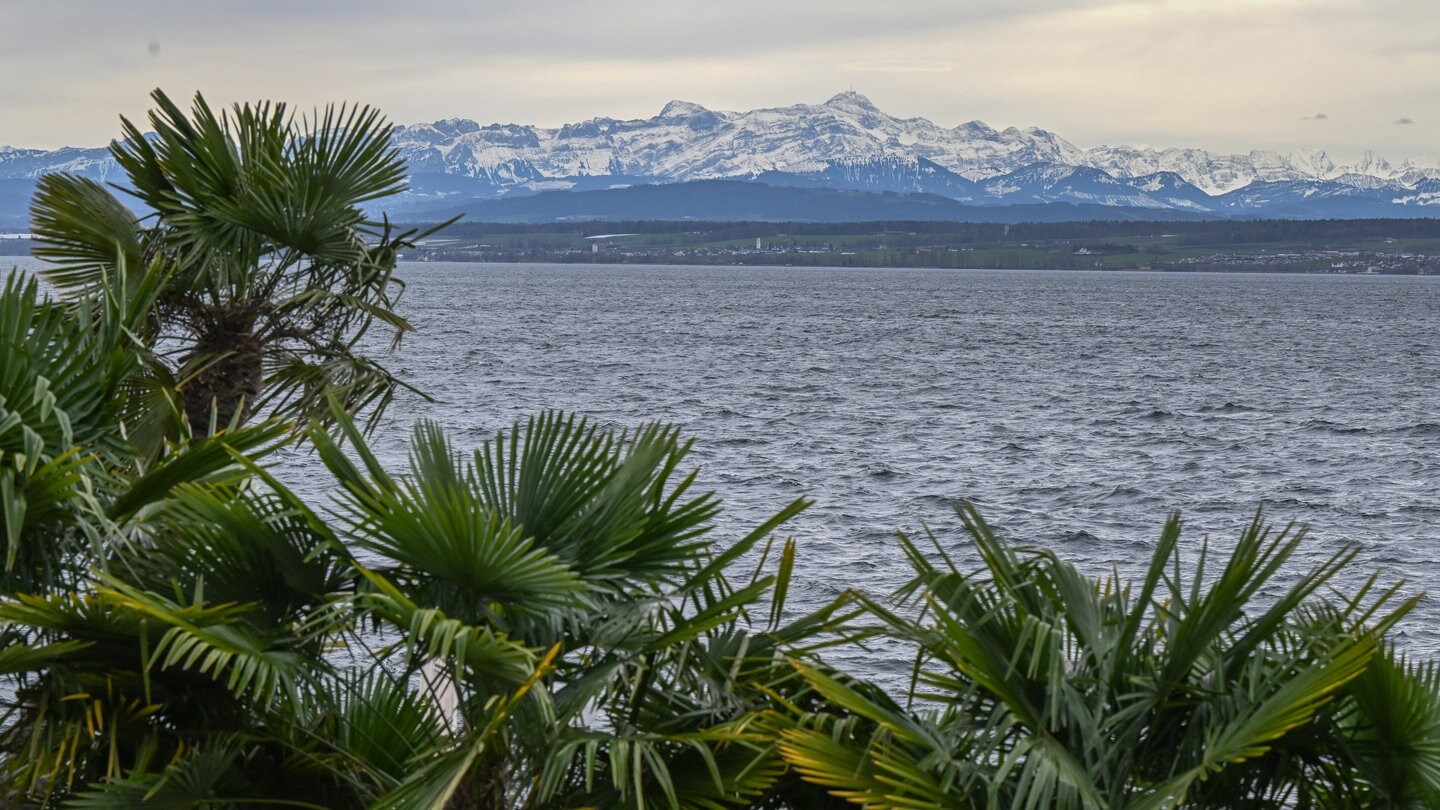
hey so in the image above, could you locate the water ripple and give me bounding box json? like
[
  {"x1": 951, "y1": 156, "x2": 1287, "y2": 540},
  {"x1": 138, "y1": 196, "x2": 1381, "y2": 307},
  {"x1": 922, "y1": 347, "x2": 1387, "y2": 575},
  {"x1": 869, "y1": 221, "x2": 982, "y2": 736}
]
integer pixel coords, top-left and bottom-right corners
[{"x1": 284, "y1": 263, "x2": 1440, "y2": 676}]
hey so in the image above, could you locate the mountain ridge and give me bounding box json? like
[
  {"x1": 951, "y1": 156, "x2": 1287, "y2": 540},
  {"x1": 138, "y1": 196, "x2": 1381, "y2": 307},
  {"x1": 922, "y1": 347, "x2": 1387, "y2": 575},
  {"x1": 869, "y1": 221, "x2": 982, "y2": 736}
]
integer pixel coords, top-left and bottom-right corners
[{"x1": 3, "y1": 92, "x2": 1440, "y2": 225}]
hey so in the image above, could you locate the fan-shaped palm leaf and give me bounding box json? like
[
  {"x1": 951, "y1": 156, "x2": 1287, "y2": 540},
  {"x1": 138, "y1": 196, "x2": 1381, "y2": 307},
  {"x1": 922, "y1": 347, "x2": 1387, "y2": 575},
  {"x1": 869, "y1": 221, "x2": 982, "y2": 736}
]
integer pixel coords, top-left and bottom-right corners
[
  {"x1": 777, "y1": 502, "x2": 1424, "y2": 808},
  {"x1": 31, "y1": 88, "x2": 441, "y2": 437}
]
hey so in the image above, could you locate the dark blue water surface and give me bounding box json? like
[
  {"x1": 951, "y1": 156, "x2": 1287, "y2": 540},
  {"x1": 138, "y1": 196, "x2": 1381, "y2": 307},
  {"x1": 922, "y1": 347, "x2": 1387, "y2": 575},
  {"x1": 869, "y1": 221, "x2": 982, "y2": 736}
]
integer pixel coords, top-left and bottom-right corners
[
  {"x1": 25, "y1": 254, "x2": 1430, "y2": 681},
  {"x1": 302, "y1": 263, "x2": 1440, "y2": 679}
]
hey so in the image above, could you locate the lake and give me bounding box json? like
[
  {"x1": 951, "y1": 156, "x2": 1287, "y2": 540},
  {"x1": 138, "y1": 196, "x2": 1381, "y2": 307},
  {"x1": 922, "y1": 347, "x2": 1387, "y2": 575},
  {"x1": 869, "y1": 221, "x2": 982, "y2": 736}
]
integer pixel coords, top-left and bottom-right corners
[
  {"x1": 282, "y1": 262, "x2": 1435, "y2": 680},
  {"x1": 21, "y1": 255, "x2": 1436, "y2": 681}
]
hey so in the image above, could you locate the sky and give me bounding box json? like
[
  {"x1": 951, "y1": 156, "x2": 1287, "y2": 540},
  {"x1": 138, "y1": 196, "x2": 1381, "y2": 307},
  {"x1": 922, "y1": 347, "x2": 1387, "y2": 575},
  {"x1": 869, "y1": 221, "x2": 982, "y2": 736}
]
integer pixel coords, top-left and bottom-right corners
[{"x1": 3, "y1": 0, "x2": 1436, "y2": 164}]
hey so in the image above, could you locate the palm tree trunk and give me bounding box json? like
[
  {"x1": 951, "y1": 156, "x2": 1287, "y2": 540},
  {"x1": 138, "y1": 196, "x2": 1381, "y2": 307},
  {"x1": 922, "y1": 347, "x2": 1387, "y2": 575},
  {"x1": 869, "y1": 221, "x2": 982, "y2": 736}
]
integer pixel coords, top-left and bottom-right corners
[
  {"x1": 446, "y1": 759, "x2": 508, "y2": 809},
  {"x1": 182, "y1": 333, "x2": 264, "y2": 436}
]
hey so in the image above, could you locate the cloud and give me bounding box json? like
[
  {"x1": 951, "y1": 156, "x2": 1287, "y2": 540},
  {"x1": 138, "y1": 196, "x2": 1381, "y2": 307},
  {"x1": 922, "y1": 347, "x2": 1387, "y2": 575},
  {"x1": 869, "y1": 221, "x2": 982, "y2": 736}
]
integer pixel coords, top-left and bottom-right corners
[
  {"x1": 4, "y1": 0, "x2": 1440, "y2": 161},
  {"x1": 1395, "y1": 117, "x2": 1415, "y2": 125},
  {"x1": 844, "y1": 60, "x2": 955, "y2": 74}
]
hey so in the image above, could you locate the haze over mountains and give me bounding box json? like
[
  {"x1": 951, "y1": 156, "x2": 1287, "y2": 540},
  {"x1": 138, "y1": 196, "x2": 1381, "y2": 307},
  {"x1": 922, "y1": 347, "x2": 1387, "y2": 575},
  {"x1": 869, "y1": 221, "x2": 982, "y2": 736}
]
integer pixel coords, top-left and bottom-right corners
[{"x1": 4, "y1": 91, "x2": 1440, "y2": 225}]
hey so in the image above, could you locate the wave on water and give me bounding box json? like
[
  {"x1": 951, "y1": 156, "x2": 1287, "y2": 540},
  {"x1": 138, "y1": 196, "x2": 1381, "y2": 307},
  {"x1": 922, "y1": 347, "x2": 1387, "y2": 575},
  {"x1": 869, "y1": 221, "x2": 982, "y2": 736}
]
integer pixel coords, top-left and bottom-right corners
[
  {"x1": 1197, "y1": 401, "x2": 1256, "y2": 413},
  {"x1": 272, "y1": 261, "x2": 1440, "y2": 683},
  {"x1": 1301, "y1": 418, "x2": 1370, "y2": 434}
]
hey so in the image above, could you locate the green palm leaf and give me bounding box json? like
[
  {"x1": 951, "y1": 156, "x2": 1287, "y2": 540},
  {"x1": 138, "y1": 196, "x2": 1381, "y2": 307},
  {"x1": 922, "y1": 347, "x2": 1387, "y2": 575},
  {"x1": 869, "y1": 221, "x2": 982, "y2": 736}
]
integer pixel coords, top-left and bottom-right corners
[
  {"x1": 372, "y1": 645, "x2": 557, "y2": 809},
  {"x1": 472, "y1": 411, "x2": 719, "y2": 587},
  {"x1": 29, "y1": 174, "x2": 143, "y2": 299},
  {"x1": 1335, "y1": 647, "x2": 1440, "y2": 806},
  {"x1": 322, "y1": 419, "x2": 584, "y2": 624},
  {"x1": 33, "y1": 88, "x2": 435, "y2": 438},
  {"x1": 812, "y1": 503, "x2": 1429, "y2": 808},
  {"x1": 98, "y1": 578, "x2": 311, "y2": 706}
]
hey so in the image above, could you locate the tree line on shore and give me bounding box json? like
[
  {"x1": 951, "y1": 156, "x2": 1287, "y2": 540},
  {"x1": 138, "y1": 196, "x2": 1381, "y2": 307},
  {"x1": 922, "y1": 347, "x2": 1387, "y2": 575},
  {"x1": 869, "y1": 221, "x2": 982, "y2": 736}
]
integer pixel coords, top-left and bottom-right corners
[
  {"x1": 428, "y1": 216, "x2": 1440, "y2": 248},
  {"x1": 2, "y1": 90, "x2": 1438, "y2": 808}
]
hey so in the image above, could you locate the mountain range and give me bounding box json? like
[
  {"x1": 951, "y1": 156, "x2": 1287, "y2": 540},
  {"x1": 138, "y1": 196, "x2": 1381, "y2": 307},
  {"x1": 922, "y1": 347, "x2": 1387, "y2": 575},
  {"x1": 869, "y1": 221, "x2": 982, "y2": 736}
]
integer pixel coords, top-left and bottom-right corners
[{"x1": 3, "y1": 91, "x2": 1440, "y2": 226}]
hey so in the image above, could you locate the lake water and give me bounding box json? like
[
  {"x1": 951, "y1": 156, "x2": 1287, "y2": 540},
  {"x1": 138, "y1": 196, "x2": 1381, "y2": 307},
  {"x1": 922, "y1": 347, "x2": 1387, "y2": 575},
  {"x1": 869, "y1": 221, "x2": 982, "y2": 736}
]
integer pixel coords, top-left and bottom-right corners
[
  {"x1": 21, "y1": 256, "x2": 1438, "y2": 681},
  {"x1": 310, "y1": 262, "x2": 1440, "y2": 680}
]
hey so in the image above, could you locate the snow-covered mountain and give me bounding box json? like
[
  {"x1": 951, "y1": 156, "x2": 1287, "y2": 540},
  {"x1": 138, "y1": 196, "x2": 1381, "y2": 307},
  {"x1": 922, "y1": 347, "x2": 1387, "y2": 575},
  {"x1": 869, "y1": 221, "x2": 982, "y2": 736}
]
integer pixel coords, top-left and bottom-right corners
[
  {"x1": 385, "y1": 91, "x2": 1440, "y2": 195},
  {"x1": 390, "y1": 92, "x2": 1089, "y2": 187},
  {"x1": 1086, "y1": 144, "x2": 1440, "y2": 195},
  {"x1": 381, "y1": 92, "x2": 1440, "y2": 218},
  {"x1": 4, "y1": 91, "x2": 1440, "y2": 224},
  {"x1": 0, "y1": 144, "x2": 116, "y2": 182}
]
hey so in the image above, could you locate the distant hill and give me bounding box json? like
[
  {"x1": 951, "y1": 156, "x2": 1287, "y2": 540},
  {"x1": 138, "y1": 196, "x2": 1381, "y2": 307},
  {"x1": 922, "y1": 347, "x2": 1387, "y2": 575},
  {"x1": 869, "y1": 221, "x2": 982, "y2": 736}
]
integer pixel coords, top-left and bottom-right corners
[{"x1": 0, "y1": 181, "x2": 36, "y2": 229}]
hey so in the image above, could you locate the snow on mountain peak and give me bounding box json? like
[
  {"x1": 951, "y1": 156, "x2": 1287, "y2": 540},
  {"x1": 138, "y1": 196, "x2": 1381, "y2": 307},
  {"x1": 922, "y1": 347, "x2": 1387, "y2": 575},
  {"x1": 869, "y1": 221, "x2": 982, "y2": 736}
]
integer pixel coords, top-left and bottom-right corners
[
  {"x1": 1353, "y1": 150, "x2": 1394, "y2": 177},
  {"x1": 403, "y1": 118, "x2": 483, "y2": 140},
  {"x1": 823, "y1": 91, "x2": 880, "y2": 111},
  {"x1": 952, "y1": 120, "x2": 1000, "y2": 139},
  {"x1": 1287, "y1": 147, "x2": 1334, "y2": 178},
  {"x1": 381, "y1": 92, "x2": 1406, "y2": 198},
  {"x1": 11, "y1": 92, "x2": 1434, "y2": 218},
  {"x1": 657, "y1": 100, "x2": 711, "y2": 118}
]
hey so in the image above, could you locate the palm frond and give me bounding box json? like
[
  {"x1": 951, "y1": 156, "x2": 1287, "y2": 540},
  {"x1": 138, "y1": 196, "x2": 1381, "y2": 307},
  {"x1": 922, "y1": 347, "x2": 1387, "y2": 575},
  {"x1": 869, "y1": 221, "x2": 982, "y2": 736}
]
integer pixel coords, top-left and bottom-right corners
[
  {"x1": 372, "y1": 645, "x2": 557, "y2": 809},
  {"x1": 29, "y1": 173, "x2": 143, "y2": 299},
  {"x1": 352, "y1": 565, "x2": 538, "y2": 687},
  {"x1": 62, "y1": 739, "x2": 244, "y2": 809},
  {"x1": 98, "y1": 578, "x2": 312, "y2": 706},
  {"x1": 543, "y1": 725, "x2": 784, "y2": 810},
  {"x1": 106, "y1": 419, "x2": 290, "y2": 521},
  {"x1": 827, "y1": 503, "x2": 1422, "y2": 808},
  {"x1": 472, "y1": 411, "x2": 720, "y2": 587},
  {"x1": 318, "y1": 415, "x2": 585, "y2": 627},
  {"x1": 1335, "y1": 646, "x2": 1440, "y2": 805}
]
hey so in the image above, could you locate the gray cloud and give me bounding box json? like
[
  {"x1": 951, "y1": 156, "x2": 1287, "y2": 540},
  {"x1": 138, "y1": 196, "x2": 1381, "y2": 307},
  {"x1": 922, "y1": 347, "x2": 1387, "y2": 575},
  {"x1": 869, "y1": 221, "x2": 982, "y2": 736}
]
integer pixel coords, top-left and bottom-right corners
[
  {"x1": 844, "y1": 61, "x2": 956, "y2": 74},
  {"x1": 0, "y1": 1, "x2": 1106, "y2": 65},
  {"x1": 1304, "y1": 113, "x2": 1330, "y2": 120},
  {"x1": 1396, "y1": 117, "x2": 1415, "y2": 125}
]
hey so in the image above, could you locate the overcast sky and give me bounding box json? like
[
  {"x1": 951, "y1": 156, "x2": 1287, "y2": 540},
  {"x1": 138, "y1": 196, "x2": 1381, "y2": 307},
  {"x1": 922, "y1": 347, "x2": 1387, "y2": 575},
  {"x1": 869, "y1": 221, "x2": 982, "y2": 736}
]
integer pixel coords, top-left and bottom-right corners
[{"x1": 3, "y1": 0, "x2": 1435, "y2": 164}]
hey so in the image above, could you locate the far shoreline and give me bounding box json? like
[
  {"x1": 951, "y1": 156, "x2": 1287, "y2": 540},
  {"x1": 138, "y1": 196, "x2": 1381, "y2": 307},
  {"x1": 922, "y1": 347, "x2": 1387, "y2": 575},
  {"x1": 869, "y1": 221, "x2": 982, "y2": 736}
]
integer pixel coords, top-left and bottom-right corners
[
  {"x1": 391, "y1": 258, "x2": 1440, "y2": 277},
  {"x1": 390, "y1": 217, "x2": 1440, "y2": 275}
]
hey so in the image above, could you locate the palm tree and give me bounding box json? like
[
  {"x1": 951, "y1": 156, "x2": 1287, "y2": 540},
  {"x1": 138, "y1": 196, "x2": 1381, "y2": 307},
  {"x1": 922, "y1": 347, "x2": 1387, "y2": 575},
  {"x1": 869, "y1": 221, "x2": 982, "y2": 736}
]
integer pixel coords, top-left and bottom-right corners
[
  {"x1": 10, "y1": 88, "x2": 1440, "y2": 806},
  {"x1": 29, "y1": 88, "x2": 442, "y2": 442},
  {"x1": 0, "y1": 381, "x2": 858, "y2": 806},
  {"x1": 0, "y1": 266, "x2": 329, "y2": 803},
  {"x1": 4, "y1": 88, "x2": 855, "y2": 807},
  {"x1": 0, "y1": 270, "x2": 128, "y2": 596},
  {"x1": 305, "y1": 406, "x2": 861, "y2": 808},
  {"x1": 773, "y1": 503, "x2": 1440, "y2": 808},
  {"x1": 6, "y1": 264, "x2": 1437, "y2": 806}
]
